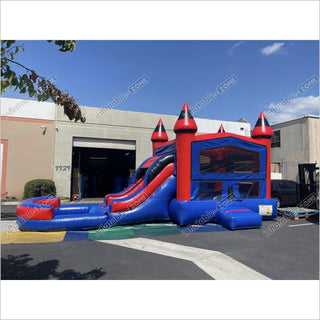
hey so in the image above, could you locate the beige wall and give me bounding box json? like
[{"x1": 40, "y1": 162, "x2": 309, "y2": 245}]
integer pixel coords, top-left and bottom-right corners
[
  {"x1": 308, "y1": 117, "x2": 319, "y2": 164},
  {"x1": 1, "y1": 117, "x2": 55, "y2": 199},
  {"x1": 54, "y1": 107, "x2": 177, "y2": 197},
  {"x1": 2, "y1": 98, "x2": 251, "y2": 199},
  {"x1": 271, "y1": 116, "x2": 319, "y2": 182}
]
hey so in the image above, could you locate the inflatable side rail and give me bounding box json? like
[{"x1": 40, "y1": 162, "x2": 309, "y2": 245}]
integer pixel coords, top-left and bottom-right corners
[
  {"x1": 105, "y1": 155, "x2": 164, "y2": 204},
  {"x1": 105, "y1": 177, "x2": 144, "y2": 206},
  {"x1": 133, "y1": 155, "x2": 160, "y2": 182},
  {"x1": 105, "y1": 178, "x2": 144, "y2": 206},
  {"x1": 145, "y1": 154, "x2": 175, "y2": 185},
  {"x1": 110, "y1": 163, "x2": 175, "y2": 213},
  {"x1": 107, "y1": 154, "x2": 174, "y2": 207},
  {"x1": 17, "y1": 196, "x2": 60, "y2": 220},
  {"x1": 104, "y1": 155, "x2": 173, "y2": 205}
]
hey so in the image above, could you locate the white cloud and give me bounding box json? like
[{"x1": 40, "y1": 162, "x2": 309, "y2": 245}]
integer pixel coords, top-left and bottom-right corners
[
  {"x1": 261, "y1": 42, "x2": 285, "y2": 56},
  {"x1": 264, "y1": 95, "x2": 319, "y2": 124},
  {"x1": 227, "y1": 41, "x2": 245, "y2": 56}
]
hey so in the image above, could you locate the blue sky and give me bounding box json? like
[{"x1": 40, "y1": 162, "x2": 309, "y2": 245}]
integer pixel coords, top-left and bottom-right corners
[{"x1": 3, "y1": 40, "x2": 319, "y2": 126}]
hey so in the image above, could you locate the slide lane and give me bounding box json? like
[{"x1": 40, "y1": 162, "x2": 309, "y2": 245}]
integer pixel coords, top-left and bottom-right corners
[
  {"x1": 110, "y1": 163, "x2": 175, "y2": 213},
  {"x1": 105, "y1": 177, "x2": 144, "y2": 206},
  {"x1": 106, "y1": 164, "x2": 176, "y2": 226}
]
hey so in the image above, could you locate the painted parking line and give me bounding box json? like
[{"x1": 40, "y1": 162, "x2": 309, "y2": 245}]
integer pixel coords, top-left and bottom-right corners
[
  {"x1": 0, "y1": 221, "x2": 19, "y2": 232},
  {"x1": 89, "y1": 223, "x2": 227, "y2": 240},
  {"x1": 98, "y1": 237, "x2": 270, "y2": 280},
  {"x1": 1, "y1": 220, "x2": 66, "y2": 244},
  {"x1": 0, "y1": 222, "x2": 227, "y2": 244},
  {"x1": 288, "y1": 223, "x2": 314, "y2": 228},
  {"x1": 1, "y1": 231, "x2": 66, "y2": 244},
  {"x1": 89, "y1": 223, "x2": 180, "y2": 241}
]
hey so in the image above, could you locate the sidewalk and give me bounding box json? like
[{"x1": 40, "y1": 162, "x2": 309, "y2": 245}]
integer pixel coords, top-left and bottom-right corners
[
  {"x1": 1, "y1": 220, "x2": 19, "y2": 232},
  {"x1": 1, "y1": 198, "x2": 104, "y2": 206},
  {"x1": 61, "y1": 198, "x2": 104, "y2": 205},
  {"x1": 1, "y1": 201, "x2": 19, "y2": 206}
]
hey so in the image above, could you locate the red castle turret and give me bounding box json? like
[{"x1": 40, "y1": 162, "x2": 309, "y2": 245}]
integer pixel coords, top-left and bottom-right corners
[
  {"x1": 217, "y1": 124, "x2": 226, "y2": 133},
  {"x1": 151, "y1": 119, "x2": 168, "y2": 156},
  {"x1": 174, "y1": 102, "x2": 198, "y2": 133},
  {"x1": 251, "y1": 111, "x2": 274, "y2": 138},
  {"x1": 174, "y1": 102, "x2": 198, "y2": 201},
  {"x1": 251, "y1": 111, "x2": 273, "y2": 199}
]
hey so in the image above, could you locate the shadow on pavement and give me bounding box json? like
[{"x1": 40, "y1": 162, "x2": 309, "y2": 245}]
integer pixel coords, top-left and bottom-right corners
[
  {"x1": 1, "y1": 254, "x2": 106, "y2": 280},
  {"x1": 308, "y1": 214, "x2": 319, "y2": 225}
]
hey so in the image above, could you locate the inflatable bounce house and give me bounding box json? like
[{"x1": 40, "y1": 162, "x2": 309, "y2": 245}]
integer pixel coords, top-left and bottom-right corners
[{"x1": 17, "y1": 103, "x2": 277, "y2": 232}]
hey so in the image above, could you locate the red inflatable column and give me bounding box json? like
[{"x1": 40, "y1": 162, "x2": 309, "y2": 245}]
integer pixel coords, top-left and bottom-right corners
[
  {"x1": 174, "y1": 102, "x2": 198, "y2": 201},
  {"x1": 151, "y1": 119, "x2": 168, "y2": 156},
  {"x1": 251, "y1": 111, "x2": 274, "y2": 199}
]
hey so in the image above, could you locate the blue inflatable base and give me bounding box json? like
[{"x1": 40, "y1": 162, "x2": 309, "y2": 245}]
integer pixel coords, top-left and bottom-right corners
[
  {"x1": 17, "y1": 206, "x2": 108, "y2": 232},
  {"x1": 17, "y1": 177, "x2": 177, "y2": 232},
  {"x1": 17, "y1": 181, "x2": 277, "y2": 232},
  {"x1": 169, "y1": 198, "x2": 277, "y2": 230}
]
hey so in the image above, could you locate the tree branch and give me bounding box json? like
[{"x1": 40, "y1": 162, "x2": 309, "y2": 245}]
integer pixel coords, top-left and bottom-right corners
[
  {"x1": 6, "y1": 58, "x2": 44, "y2": 79},
  {"x1": 2, "y1": 45, "x2": 22, "y2": 55}
]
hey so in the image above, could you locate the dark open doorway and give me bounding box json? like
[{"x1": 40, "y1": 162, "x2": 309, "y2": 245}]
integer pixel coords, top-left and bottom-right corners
[{"x1": 71, "y1": 147, "x2": 136, "y2": 199}]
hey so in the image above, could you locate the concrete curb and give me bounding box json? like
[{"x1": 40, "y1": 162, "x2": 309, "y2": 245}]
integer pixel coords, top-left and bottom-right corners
[
  {"x1": 1, "y1": 199, "x2": 104, "y2": 206},
  {"x1": 1, "y1": 202, "x2": 19, "y2": 206},
  {"x1": 61, "y1": 200, "x2": 104, "y2": 205}
]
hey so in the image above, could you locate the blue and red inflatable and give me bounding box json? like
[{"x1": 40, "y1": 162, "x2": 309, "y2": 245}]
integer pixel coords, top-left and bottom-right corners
[{"x1": 17, "y1": 103, "x2": 277, "y2": 231}]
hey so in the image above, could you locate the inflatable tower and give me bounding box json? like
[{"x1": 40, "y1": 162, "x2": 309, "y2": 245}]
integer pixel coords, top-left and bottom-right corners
[
  {"x1": 251, "y1": 111, "x2": 274, "y2": 198},
  {"x1": 151, "y1": 119, "x2": 168, "y2": 156},
  {"x1": 174, "y1": 102, "x2": 197, "y2": 201}
]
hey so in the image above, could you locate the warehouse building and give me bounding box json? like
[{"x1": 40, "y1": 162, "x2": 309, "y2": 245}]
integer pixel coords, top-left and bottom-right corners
[
  {"x1": 1, "y1": 97, "x2": 251, "y2": 199},
  {"x1": 270, "y1": 115, "x2": 319, "y2": 182}
]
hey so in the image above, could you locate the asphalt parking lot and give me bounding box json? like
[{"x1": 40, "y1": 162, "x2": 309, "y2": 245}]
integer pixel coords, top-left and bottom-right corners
[
  {"x1": 1, "y1": 204, "x2": 17, "y2": 220},
  {"x1": 1, "y1": 203, "x2": 318, "y2": 280},
  {"x1": 149, "y1": 216, "x2": 319, "y2": 280}
]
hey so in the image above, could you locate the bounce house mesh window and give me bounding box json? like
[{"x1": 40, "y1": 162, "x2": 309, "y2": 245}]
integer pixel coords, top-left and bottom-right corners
[
  {"x1": 199, "y1": 145, "x2": 260, "y2": 174},
  {"x1": 198, "y1": 181, "x2": 223, "y2": 200},
  {"x1": 238, "y1": 181, "x2": 260, "y2": 198}
]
